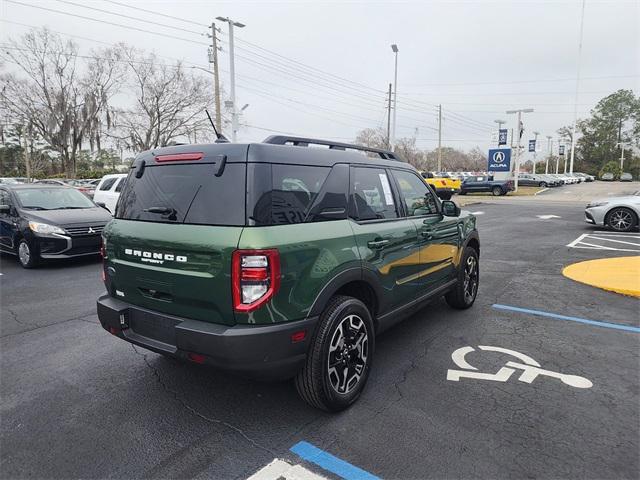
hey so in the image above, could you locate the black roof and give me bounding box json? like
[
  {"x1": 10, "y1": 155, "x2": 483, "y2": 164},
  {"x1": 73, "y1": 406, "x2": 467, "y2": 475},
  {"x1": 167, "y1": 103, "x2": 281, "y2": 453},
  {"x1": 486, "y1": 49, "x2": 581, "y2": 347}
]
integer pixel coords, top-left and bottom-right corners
[{"x1": 140, "y1": 135, "x2": 413, "y2": 171}]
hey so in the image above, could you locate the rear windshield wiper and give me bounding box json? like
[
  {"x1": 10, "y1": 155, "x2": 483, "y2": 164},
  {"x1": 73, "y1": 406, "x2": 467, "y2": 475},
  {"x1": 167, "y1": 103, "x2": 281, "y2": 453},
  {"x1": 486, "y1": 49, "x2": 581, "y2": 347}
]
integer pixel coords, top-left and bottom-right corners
[{"x1": 144, "y1": 206, "x2": 176, "y2": 215}]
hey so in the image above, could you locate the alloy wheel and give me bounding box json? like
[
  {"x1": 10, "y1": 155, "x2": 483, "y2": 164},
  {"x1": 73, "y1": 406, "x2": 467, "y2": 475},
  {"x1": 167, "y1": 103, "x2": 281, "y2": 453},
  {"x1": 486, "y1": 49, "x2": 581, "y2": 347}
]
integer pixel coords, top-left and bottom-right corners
[
  {"x1": 327, "y1": 314, "x2": 369, "y2": 395},
  {"x1": 463, "y1": 255, "x2": 478, "y2": 303},
  {"x1": 18, "y1": 242, "x2": 31, "y2": 266},
  {"x1": 609, "y1": 209, "x2": 633, "y2": 231}
]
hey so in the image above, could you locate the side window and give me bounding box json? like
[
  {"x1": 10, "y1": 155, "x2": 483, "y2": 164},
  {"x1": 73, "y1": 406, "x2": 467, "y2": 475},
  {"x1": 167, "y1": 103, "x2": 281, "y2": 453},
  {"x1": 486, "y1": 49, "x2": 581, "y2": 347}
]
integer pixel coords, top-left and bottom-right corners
[
  {"x1": 271, "y1": 164, "x2": 330, "y2": 224},
  {"x1": 392, "y1": 170, "x2": 439, "y2": 217},
  {"x1": 350, "y1": 167, "x2": 398, "y2": 221},
  {"x1": 99, "y1": 177, "x2": 117, "y2": 191},
  {"x1": 0, "y1": 190, "x2": 11, "y2": 208},
  {"x1": 114, "y1": 178, "x2": 125, "y2": 193}
]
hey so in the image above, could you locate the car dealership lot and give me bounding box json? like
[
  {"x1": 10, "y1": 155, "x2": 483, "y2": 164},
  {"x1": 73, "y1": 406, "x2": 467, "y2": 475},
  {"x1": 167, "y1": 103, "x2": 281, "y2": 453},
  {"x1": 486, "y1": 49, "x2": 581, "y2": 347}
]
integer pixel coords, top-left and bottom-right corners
[{"x1": 1, "y1": 194, "x2": 639, "y2": 479}]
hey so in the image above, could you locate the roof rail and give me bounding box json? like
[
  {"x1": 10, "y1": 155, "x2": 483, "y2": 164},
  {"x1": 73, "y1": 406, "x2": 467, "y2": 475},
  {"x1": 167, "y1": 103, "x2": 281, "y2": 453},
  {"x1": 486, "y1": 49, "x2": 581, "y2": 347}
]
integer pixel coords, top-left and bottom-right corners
[{"x1": 262, "y1": 135, "x2": 399, "y2": 161}]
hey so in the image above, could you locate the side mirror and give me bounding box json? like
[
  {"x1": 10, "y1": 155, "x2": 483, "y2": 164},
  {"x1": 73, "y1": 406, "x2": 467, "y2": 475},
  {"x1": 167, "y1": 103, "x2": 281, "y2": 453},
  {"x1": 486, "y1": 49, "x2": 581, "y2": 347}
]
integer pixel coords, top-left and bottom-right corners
[
  {"x1": 0, "y1": 204, "x2": 10, "y2": 214},
  {"x1": 441, "y1": 200, "x2": 460, "y2": 217}
]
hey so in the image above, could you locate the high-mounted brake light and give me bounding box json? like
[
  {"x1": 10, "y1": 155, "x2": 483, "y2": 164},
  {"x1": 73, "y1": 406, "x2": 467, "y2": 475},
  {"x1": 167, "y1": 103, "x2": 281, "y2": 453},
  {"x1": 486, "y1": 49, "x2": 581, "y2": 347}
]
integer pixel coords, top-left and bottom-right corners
[
  {"x1": 155, "y1": 152, "x2": 204, "y2": 163},
  {"x1": 232, "y1": 249, "x2": 281, "y2": 312}
]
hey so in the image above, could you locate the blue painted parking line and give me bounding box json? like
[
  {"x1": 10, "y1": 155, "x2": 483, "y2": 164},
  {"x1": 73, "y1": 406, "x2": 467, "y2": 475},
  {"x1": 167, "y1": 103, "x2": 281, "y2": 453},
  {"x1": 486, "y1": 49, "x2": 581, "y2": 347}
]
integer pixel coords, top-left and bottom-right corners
[
  {"x1": 290, "y1": 441, "x2": 380, "y2": 480},
  {"x1": 493, "y1": 304, "x2": 640, "y2": 333}
]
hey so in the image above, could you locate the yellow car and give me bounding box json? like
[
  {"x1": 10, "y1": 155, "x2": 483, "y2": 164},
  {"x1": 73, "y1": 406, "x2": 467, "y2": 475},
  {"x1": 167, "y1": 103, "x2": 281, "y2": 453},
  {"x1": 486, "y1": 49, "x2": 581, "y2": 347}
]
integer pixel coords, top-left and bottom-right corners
[{"x1": 421, "y1": 172, "x2": 461, "y2": 200}]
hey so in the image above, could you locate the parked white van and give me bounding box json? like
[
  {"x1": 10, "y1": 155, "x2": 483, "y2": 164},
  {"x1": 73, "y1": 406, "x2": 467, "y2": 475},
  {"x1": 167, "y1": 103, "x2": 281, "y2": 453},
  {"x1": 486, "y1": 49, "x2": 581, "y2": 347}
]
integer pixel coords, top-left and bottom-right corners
[{"x1": 93, "y1": 173, "x2": 127, "y2": 214}]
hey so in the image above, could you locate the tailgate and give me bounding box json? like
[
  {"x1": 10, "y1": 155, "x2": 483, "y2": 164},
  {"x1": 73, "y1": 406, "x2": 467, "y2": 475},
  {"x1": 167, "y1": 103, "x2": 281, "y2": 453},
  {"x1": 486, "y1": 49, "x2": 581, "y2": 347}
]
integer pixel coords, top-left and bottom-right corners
[{"x1": 105, "y1": 219, "x2": 242, "y2": 325}]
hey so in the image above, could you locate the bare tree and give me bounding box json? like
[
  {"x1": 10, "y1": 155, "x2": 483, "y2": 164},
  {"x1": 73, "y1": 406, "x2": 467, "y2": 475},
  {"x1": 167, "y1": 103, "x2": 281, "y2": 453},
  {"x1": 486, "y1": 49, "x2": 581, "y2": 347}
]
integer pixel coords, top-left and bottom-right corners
[
  {"x1": 0, "y1": 28, "x2": 125, "y2": 176},
  {"x1": 112, "y1": 48, "x2": 213, "y2": 151}
]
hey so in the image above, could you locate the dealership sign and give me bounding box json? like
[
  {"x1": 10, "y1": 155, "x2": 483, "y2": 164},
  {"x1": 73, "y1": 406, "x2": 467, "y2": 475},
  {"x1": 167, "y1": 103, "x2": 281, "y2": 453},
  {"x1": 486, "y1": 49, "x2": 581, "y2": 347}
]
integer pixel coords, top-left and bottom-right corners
[{"x1": 487, "y1": 148, "x2": 512, "y2": 172}]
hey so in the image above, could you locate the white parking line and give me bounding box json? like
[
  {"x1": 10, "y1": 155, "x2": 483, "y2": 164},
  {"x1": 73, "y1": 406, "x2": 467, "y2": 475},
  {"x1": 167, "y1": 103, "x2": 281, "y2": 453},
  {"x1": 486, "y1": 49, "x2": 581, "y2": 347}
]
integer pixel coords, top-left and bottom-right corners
[
  {"x1": 248, "y1": 459, "x2": 327, "y2": 480},
  {"x1": 567, "y1": 233, "x2": 640, "y2": 252}
]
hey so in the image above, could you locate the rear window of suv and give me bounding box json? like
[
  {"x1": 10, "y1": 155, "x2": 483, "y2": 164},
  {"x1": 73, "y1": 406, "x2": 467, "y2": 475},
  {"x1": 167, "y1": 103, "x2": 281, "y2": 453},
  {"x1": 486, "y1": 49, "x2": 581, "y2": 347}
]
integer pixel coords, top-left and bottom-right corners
[{"x1": 116, "y1": 163, "x2": 246, "y2": 225}]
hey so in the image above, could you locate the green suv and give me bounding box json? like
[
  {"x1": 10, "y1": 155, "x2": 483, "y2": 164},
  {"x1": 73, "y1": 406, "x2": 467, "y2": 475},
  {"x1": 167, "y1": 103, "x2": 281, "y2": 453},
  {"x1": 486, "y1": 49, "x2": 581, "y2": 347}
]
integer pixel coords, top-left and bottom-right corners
[{"x1": 97, "y1": 136, "x2": 480, "y2": 411}]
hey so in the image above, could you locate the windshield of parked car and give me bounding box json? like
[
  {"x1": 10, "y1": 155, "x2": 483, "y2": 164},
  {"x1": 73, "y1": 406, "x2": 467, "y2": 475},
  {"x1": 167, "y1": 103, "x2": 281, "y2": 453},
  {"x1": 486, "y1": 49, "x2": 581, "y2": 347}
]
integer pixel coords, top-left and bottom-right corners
[{"x1": 15, "y1": 188, "x2": 95, "y2": 210}]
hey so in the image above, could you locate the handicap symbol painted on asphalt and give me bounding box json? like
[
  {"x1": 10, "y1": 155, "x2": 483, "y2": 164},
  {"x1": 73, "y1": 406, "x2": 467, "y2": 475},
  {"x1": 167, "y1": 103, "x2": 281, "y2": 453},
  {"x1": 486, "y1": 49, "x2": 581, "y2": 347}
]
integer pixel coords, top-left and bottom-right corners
[
  {"x1": 492, "y1": 151, "x2": 506, "y2": 163},
  {"x1": 446, "y1": 346, "x2": 593, "y2": 389}
]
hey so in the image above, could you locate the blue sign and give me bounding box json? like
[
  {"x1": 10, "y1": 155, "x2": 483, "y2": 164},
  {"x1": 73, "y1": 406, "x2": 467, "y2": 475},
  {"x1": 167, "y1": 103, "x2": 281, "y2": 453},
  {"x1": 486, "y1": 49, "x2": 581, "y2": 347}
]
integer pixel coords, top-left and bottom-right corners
[
  {"x1": 498, "y1": 129, "x2": 508, "y2": 146},
  {"x1": 559, "y1": 145, "x2": 565, "y2": 155},
  {"x1": 528, "y1": 139, "x2": 536, "y2": 152},
  {"x1": 488, "y1": 148, "x2": 512, "y2": 172}
]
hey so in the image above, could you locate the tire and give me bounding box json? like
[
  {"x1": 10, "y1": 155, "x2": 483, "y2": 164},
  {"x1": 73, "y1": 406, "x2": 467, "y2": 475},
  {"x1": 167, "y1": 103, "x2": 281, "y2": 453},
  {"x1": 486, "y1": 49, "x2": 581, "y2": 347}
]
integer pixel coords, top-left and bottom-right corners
[
  {"x1": 445, "y1": 247, "x2": 479, "y2": 309},
  {"x1": 17, "y1": 239, "x2": 39, "y2": 269},
  {"x1": 295, "y1": 295, "x2": 374, "y2": 412},
  {"x1": 439, "y1": 192, "x2": 452, "y2": 200},
  {"x1": 606, "y1": 207, "x2": 637, "y2": 232},
  {"x1": 492, "y1": 186, "x2": 503, "y2": 196},
  {"x1": 539, "y1": 182, "x2": 547, "y2": 188}
]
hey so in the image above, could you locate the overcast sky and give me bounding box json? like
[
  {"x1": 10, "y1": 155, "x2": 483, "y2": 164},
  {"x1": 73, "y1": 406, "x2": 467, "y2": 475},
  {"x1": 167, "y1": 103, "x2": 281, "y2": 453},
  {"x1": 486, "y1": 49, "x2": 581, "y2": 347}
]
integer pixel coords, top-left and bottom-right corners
[{"x1": 1, "y1": 0, "x2": 638, "y2": 157}]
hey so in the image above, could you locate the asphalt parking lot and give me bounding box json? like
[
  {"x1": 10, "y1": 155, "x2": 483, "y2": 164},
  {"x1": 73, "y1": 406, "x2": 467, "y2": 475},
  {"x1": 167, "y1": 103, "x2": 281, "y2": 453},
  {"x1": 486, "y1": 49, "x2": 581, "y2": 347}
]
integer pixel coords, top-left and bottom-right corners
[{"x1": 1, "y1": 187, "x2": 639, "y2": 479}]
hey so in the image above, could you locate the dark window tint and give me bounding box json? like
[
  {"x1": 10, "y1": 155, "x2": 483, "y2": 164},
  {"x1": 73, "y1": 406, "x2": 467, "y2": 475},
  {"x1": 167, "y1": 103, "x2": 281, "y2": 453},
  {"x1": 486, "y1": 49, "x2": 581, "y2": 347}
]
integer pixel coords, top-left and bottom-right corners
[
  {"x1": 114, "y1": 178, "x2": 125, "y2": 192},
  {"x1": 99, "y1": 177, "x2": 118, "y2": 191},
  {"x1": 116, "y1": 163, "x2": 246, "y2": 225},
  {"x1": 392, "y1": 170, "x2": 439, "y2": 217},
  {"x1": 350, "y1": 167, "x2": 398, "y2": 221},
  {"x1": 248, "y1": 164, "x2": 335, "y2": 225}
]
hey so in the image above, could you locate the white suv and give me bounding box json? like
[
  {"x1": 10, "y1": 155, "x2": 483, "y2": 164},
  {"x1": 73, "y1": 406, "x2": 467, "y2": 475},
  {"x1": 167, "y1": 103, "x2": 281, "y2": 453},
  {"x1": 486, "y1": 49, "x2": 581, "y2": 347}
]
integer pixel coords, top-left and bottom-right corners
[{"x1": 93, "y1": 174, "x2": 127, "y2": 214}]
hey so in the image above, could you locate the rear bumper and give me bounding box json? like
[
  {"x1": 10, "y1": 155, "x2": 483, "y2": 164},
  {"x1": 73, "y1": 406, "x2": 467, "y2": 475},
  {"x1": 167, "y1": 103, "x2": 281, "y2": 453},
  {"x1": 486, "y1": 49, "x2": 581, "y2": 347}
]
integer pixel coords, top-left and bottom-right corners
[{"x1": 97, "y1": 294, "x2": 317, "y2": 380}]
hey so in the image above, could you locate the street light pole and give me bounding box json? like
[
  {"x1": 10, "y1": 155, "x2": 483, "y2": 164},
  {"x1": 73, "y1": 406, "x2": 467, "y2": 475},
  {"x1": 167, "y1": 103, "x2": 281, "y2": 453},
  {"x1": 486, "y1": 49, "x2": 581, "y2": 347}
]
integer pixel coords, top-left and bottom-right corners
[
  {"x1": 546, "y1": 136, "x2": 552, "y2": 174},
  {"x1": 390, "y1": 44, "x2": 398, "y2": 150},
  {"x1": 217, "y1": 16, "x2": 245, "y2": 142},
  {"x1": 506, "y1": 108, "x2": 534, "y2": 192},
  {"x1": 569, "y1": 0, "x2": 586, "y2": 174}
]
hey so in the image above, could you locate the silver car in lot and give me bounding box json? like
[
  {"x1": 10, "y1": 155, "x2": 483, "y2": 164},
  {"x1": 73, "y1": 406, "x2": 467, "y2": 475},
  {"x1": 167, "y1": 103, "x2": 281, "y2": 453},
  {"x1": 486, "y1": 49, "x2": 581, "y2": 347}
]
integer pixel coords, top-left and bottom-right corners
[{"x1": 585, "y1": 191, "x2": 640, "y2": 232}]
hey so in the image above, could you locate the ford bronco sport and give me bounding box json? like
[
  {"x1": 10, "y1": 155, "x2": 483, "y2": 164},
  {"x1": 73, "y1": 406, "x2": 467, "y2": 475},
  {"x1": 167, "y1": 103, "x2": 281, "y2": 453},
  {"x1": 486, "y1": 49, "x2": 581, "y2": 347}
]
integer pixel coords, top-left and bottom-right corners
[{"x1": 97, "y1": 136, "x2": 480, "y2": 411}]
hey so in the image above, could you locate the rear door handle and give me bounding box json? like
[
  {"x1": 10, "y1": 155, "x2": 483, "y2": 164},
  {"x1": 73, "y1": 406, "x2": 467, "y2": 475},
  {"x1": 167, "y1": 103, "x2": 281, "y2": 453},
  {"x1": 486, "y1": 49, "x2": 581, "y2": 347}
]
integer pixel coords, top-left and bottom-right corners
[
  {"x1": 367, "y1": 239, "x2": 389, "y2": 249},
  {"x1": 421, "y1": 228, "x2": 435, "y2": 238}
]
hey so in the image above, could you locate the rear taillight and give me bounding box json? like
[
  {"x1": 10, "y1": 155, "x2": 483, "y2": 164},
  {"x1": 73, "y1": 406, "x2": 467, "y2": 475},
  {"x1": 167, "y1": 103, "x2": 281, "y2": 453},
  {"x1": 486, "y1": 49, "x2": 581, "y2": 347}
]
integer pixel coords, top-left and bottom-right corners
[{"x1": 232, "y1": 249, "x2": 281, "y2": 312}]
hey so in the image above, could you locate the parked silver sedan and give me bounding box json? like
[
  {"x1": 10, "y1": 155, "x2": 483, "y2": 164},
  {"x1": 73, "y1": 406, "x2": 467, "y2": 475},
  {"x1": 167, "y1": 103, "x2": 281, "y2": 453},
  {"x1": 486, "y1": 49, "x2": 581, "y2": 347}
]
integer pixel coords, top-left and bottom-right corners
[{"x1": 585, "y1": 191, "x2": 640, "y2": 232}]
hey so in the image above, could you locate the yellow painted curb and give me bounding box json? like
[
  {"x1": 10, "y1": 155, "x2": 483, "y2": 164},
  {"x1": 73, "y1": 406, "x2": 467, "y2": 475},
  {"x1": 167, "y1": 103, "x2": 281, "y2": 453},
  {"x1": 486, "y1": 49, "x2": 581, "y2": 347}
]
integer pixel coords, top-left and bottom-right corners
[{"x1": 562, "y1": 256, "x2": 640, "y2": 298}]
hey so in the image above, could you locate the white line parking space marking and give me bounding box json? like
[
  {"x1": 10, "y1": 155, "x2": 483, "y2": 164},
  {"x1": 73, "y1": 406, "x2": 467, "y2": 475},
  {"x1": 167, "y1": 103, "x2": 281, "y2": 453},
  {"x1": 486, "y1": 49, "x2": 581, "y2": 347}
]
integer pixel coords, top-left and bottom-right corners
[
  {"x1": 469, "y1": 211, "x2": 484, "y2": 215},
  {"x1": 534, "y1": 188, "x2": 549, "y2": 195},
  {"x1": 567, "y1": 232, "x2": 640, "y2": 252},
  {"x1": 446, "y1": 345, "x2": 593, "y2": 389},
  {"x1": 537, "y1": 214, "x2": 561, "y2": 219},
  {"x1": 248, "y1": 459, "x2": 328, "y2": 480}
]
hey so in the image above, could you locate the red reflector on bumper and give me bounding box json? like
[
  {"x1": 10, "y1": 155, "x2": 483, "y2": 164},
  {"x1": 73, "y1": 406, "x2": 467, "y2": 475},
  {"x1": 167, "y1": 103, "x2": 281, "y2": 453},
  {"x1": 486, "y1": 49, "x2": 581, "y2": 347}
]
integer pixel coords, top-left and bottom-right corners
[
  {"x1": 188, "y1": 353, "x2": 206, "y2": 364},
  {"x1": 108, "y1": 326, "x2": 119, "y2": 335},
  {"x1": 291, "y1": 330, "x2": 306, "y2": 343}
]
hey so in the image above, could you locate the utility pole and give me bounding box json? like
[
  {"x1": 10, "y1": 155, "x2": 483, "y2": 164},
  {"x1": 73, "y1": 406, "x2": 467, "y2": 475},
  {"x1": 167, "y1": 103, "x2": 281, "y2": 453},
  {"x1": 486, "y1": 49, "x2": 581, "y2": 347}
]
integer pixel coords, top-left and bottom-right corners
[
  {"x1": 616, "y1": 142, "x2": 628, "y2": 170},
  {"x1": 532, "y1": 131, "x2": 540, "y2": 174},
  {"x1": 569, "y1": 0, "x2": 586, "y2": 174},
  {"x1": 438, "y1": 104, "x2": 442, "y2": 172},
  {"x1": 22, "y1": 127, "x2": 31, "y2": 182},
  {"x1": 545, "y1": 136, "x2": 552, "y2": 174},
  {"x1": 555, "y1": 146, "x2": 560, "y2": 174},
  {"x1": 386, "y1": 83, "x2": 392, "y2": 148},
  {"x1": 217, "y1": 16, "x2": 245, "y2": 142},
  {"x1": 208, "y1": 22, "x2": 222, "y2": 132},
  {"x1": 390, "y1": 44, "x2": 399, "y2": 150},
  {"x1": 506, "y1": 108, "x2": 534, "y2": 192}
]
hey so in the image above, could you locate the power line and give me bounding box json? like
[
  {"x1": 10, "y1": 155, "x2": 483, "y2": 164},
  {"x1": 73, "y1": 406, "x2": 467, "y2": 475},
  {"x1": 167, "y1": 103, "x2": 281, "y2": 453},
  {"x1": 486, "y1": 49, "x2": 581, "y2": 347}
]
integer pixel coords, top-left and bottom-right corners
[
  {"x1": 5, "y1": 0, "x2": 208, "y2": 46},
  {"x1": 52, "y1": 0, "x2": 205, "y2": 36},
  {"x1": 403, "y1": 74, "x2": 639, "y2": 88},
  {"x1": 102, "y1": 0, "x2": 207, "y2": 27}
]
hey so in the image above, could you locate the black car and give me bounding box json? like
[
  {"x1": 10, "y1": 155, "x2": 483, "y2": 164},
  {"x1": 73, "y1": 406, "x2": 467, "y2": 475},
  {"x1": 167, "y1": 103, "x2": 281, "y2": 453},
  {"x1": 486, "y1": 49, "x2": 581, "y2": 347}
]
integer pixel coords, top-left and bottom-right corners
[{"x1": 0, "y1": 185, "x2": 112, "y2": 268}]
